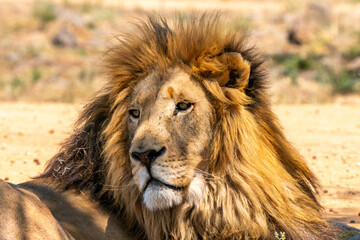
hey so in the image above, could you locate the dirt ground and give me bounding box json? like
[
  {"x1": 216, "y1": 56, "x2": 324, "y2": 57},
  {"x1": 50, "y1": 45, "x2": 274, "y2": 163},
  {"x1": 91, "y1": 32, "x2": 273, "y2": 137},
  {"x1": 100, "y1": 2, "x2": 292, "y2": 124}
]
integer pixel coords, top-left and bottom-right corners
[{"x1": 0, "y1": 101, "x2": 359, "y2": 229}]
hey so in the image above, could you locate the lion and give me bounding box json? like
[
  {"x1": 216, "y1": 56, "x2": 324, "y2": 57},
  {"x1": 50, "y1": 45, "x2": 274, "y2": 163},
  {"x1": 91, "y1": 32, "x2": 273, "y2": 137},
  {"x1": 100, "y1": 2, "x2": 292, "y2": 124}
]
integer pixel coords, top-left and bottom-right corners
[{"x1": 0, "y1": 14, "x2": 336, "y2": 239}]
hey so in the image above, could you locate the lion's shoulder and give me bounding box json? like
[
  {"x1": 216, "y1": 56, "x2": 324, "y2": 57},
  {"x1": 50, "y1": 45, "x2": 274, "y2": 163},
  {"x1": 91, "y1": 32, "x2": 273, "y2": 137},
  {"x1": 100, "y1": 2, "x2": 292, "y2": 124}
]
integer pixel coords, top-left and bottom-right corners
[
  {"x1": 0, "y1": 180, "x2": 133, "y2": 240},
  {"x1": 0, "y1": 179, "x2": 71, "y2": 239}
]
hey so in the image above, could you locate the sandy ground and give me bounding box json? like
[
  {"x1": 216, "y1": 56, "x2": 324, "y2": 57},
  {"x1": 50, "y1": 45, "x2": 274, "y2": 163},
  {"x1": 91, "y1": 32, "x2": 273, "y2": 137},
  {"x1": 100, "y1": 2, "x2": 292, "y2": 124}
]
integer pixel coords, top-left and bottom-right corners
[{"x1": 0, "y1": 102, "x2": 359, "y2": 229}]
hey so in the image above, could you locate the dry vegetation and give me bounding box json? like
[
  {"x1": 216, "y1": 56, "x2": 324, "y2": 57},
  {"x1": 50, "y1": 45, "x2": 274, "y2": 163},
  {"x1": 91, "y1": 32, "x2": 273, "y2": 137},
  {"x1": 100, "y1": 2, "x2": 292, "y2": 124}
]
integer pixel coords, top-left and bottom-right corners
[{"x1": 0, "y1": 0, "x2": 359, "y2": 103}]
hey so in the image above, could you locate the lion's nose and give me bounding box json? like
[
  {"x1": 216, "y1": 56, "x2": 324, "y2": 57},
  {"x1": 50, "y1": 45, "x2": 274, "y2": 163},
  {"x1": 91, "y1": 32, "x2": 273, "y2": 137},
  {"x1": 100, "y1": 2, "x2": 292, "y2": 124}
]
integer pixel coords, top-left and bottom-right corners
[{"x1": 131, "y1": 147, "x2": 166, "y2": 166}]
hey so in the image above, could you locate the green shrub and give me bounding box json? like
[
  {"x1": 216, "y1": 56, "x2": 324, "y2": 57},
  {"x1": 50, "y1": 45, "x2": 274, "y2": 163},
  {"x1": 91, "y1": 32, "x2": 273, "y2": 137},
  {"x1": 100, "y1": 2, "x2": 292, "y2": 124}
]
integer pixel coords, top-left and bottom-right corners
[
  {"x1": 316, "y1": 68, "x2": 359, "y2": 94},
  {"x1": 32, "y1": 68, "x2": 42, "y2": 83},
  {"x1": 272, "y1": 53, "x2": 359, "y2": 94},
  {"x1": 9, "y1": 76, "x2": 25, "y2": 98},
  {"x1": 11, "y1": 76, "x2": 24, "y2": 89},
  {"x1": 32, "y1": 0, "x2": 57, "y2": 26},
  {"x1": 271, "y1": 54, "x2": 318, "y2": 84},
  {"x1": 86, "y1": 21, "x2": 97, "y2": 30},
  {"x1": 344, "y1": 45, "x2": 360, "y2": 60}
]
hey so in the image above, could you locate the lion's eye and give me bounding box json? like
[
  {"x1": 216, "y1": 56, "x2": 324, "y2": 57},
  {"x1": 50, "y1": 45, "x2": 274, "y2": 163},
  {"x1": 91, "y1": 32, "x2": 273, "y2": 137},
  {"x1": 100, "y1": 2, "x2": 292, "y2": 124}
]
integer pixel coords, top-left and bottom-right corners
[
  {"x1": 176, "y1": 102, "x2": 193, "y2": 111},
  {"x1": 129, "y1": 109, "x2": 140, "y2": 119}
]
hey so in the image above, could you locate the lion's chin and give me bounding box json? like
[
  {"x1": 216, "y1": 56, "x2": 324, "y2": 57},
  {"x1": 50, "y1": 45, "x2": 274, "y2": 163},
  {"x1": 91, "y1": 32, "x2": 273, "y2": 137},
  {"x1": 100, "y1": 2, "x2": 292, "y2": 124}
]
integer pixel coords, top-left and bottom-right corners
[{"x1": 142, "y1": 179, "x2": 183, "y2": 211}]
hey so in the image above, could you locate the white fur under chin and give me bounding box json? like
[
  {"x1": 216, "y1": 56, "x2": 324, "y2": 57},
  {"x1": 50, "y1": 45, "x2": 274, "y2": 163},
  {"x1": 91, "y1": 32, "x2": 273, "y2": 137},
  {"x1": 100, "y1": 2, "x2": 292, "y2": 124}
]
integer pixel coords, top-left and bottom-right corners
[
  {"x1": 142, "y1": 176, "x2": 205, "y2": 211},
  {"x1": 143, "y1": 181, "x2": 183, "y2": 211}
]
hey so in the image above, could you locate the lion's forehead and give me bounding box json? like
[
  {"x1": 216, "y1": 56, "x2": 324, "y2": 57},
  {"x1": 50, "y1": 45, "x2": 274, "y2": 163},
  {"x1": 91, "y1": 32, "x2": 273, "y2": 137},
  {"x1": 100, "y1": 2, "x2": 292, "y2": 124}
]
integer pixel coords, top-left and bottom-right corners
[
  {"x1": 132, "y1": 71, "x2": 160, "y2": 106},
  {"x1": 131, "y1": 68, "x2": 207, "y2": 112}
]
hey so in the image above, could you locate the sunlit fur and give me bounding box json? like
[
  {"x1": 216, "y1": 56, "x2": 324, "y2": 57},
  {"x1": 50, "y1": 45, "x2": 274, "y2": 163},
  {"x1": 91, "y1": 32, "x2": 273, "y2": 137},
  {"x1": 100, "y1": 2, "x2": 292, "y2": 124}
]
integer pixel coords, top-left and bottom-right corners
[{"x1": 40, "y1": 13, "x2": 335, "y2": 239}]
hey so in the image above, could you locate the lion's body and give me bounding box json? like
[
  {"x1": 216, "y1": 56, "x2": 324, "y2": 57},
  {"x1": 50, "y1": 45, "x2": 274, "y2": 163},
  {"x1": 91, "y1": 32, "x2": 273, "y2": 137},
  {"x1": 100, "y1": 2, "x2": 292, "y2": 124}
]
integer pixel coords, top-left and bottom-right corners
[
  {"x1": 0, "y1": 180, "x2": 133, "y2": 240},
  {"x1": 0, "y1": 14, "x2": 336, "y2": 240}
]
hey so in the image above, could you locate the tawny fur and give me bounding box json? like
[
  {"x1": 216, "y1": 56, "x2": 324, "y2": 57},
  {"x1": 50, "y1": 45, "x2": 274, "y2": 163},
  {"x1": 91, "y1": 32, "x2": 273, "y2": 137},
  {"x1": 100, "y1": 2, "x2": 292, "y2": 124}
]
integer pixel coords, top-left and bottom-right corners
[{"x1": 40, "y1": 13, "x2": 335, "y2": 239}]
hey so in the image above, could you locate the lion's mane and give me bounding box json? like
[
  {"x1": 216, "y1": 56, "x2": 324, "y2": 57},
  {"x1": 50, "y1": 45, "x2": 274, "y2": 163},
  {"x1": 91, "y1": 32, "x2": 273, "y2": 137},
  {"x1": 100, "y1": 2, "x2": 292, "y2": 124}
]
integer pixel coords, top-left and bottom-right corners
[{"x1": 40, "y1": 14, "x2": 334, "y2": 239}]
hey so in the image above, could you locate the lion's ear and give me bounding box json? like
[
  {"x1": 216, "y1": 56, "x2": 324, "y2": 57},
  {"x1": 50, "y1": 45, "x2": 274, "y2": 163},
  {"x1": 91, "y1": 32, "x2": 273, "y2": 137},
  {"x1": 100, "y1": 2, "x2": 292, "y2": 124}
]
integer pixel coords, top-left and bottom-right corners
[
  {"x1": 196, "y1": 52, "x2": 251, "y2": 90},
  {"x1": 215, "y1": 52, "x2": 251, "y2": 89}
]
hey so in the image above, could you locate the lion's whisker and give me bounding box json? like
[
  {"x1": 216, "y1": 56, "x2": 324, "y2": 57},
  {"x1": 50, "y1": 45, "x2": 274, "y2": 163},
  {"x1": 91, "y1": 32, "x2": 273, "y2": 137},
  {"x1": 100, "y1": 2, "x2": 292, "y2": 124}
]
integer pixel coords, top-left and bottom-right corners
[
  {"x1": 102, "y1": 183, "x2": 134, "y2": 192},
  {"x1": 194, "y1": 169, "x2": 224, "y2": 182}
]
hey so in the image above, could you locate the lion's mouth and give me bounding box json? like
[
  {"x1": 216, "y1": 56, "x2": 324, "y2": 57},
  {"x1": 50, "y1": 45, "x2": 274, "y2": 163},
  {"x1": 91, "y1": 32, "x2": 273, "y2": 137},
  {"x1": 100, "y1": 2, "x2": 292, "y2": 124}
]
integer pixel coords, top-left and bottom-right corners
[{"x1": 144, "y1": 178, "x2": 184, "y2": 192}]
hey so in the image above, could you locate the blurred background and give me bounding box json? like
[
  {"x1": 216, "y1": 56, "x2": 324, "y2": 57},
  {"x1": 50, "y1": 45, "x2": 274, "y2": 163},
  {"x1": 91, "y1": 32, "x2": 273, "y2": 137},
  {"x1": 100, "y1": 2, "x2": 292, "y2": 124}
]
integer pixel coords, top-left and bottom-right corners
[{"x1": 0, "y1": 0, "x2": 359, "y2": 103}]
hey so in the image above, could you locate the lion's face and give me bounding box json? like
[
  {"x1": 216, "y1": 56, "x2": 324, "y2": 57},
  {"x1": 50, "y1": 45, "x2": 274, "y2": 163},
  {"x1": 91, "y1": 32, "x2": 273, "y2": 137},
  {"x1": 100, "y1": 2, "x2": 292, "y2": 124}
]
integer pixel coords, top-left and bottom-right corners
[{"x1": 127, "y1": 68, "x2": 213, "y2": 210}]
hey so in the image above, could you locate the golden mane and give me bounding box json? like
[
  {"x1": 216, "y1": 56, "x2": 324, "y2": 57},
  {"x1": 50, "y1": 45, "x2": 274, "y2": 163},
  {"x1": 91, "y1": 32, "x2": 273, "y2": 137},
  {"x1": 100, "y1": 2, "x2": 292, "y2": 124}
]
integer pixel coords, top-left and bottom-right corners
[{"x1": 40, "y1": 13, "x2": 335, "y2": 239}]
